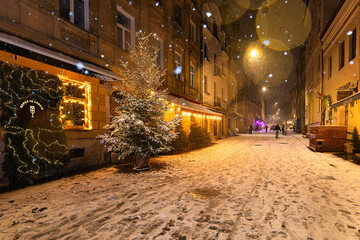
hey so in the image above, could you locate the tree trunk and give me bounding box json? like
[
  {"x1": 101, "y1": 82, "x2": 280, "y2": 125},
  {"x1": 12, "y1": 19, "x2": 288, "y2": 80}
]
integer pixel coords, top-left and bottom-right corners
[{"x1": 134, "y1": 155, "x2": 150, "y2": 170}]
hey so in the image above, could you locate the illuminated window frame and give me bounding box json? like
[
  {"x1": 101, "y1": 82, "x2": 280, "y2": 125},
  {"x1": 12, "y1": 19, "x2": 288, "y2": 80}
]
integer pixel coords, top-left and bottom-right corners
[{"x1": 58, "y1": 75, "x2": 92, "y2": 130}]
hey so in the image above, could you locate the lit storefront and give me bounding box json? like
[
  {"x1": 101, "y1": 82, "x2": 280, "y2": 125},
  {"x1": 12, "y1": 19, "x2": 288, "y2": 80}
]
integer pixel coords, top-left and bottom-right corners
[
  {"x1": 165, "y1": 96, "x2": 223, "y2": 137},
  {"x1": 0, "y1": 33, "x2": 119, "y2": 179}
]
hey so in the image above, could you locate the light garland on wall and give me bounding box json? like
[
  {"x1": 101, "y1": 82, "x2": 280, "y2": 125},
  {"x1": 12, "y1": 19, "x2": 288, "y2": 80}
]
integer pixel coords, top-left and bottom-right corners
[
  {"x1": 0, "y1": 64, "x2": 70, "y2": 186},
  {"x1": 168, "y1": 103, "x2": 222, "y2": 120}
]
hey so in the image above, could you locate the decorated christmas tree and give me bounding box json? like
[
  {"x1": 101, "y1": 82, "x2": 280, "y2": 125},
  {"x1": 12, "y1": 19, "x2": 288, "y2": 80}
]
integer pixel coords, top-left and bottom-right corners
[{"x1": 98, "y1": 32, "x2": 181, "y2": 170}]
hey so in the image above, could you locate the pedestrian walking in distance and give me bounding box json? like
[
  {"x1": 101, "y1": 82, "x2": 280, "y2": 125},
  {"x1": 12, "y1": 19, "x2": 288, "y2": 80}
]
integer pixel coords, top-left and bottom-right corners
[
  {"x1": 255, "y1": 124, "x2": 259, "y2": 134},
  {"x1": 281, "y1": 125, "x2": 285, "y2": 135},
  {"x1": 249, "y1": 124, "x2": 253, "y2": 134},
  {"x1": 274, "y1": 124, "x2": 281, "y2": 138},
  {"x1": 265, "y1": 125, "x2": 268, "y2": 133}
]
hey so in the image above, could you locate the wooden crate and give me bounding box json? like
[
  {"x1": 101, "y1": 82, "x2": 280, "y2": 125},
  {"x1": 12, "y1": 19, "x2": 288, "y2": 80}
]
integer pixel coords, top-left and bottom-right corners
[
  {"x1": 302, "y1": 125, "x2": 307, "y2": 135},
  {"x1": 309, "y1": 126, "x2": 347, "y2": 152}
]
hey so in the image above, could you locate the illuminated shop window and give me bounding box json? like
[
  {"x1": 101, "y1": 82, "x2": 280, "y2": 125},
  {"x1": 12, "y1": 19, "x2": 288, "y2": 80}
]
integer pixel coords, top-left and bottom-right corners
[{"x1": 59, "y1": 76, "x2": 91, "y2": 130}]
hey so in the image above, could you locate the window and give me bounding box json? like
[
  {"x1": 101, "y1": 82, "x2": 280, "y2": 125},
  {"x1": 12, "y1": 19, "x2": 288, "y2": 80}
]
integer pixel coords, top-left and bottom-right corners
[
  {"x1": 222, "y1": 88, "x2": 224, "y2": 101},
  {"x1": 152, "y1": 37, "x2": 164, "y2": 70},
  {"x1": 349, "y1": 28, "x2": 356, "y2": 61},
  {"x1": 174, "y1": 52, "x2": 182, "y2": 81},
  {"x1": 213, "y1": 120, "x2": 217, "y2": 136},
  {"x1": 339, "y1": 41, "x2": 345, "y2": 69},
  {"x1": 328, "y1": 56, "x2": 332, "y2": 79},
  {"x1": 204, "y1": 43, "x2": 209, "y2": 60},
  {"x1": 174, "y1": 3, "x2": 182, "y2": 26},
  {"x1": 214, "y1": 54, "x2": 221, "y2": 76},
  {"x1": 190, "y1": 63, "x2": 196, "y2": 88},
  {"x1": 110, "y1": 91, "x2": 124, "y2": 118},
  {"x1": 222, "y1": 62, "x2": 226, "y2": 76},
  {"x1": 190, "y1": 20, "x2": 196, "y2": 42},
  {"x1": 59, "y1": 76, "x2": 91, "y2": 130},
  {"x1": 117, "y1": 7, "x2": 135, "y2": 52},
  {"x1": 213, "y1": 18, "x2": 218, "y2": 37},
  {"x1": 204, "y1": 75, "x2": 208, "y2": 93},
  {"x1": 59, "y1": 0, "x2": 89, "y2": 30},
  {"x1": 214, "y1": 82, "x2": 217, "y2": 102}
]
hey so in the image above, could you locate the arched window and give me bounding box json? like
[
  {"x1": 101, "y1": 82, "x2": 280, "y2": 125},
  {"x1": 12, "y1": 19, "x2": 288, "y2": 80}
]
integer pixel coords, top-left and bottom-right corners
[{"x1": 110, "y1": 91, "x2": 124, "y2": 117}]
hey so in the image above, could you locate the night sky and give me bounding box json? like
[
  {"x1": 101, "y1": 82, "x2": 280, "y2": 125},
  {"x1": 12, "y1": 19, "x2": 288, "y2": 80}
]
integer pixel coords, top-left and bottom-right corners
[{"x1": 219, "y1": 0, "x2": 310, "y2": 123}]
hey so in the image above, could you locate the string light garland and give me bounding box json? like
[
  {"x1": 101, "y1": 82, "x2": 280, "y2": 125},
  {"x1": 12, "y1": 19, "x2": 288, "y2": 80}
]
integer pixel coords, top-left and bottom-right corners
[
  {"x1": 58, "y1": 76, "x2": 91, "y2": 130},
  {"x1": 168, "y1": 104, "x2": 222, "y2": 120},
  {"x1": 0, "y1": 63, "x2": 70, "y2": 186}
]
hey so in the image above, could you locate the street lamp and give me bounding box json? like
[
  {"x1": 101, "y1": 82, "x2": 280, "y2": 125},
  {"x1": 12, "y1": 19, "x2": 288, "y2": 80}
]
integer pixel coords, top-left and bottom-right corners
[
  {"x1": 250, "y1": 49, "x2": 258, "y2": 57},
  {"x1": 262, "y1": 86, "x2": 267, "y2": 92}
]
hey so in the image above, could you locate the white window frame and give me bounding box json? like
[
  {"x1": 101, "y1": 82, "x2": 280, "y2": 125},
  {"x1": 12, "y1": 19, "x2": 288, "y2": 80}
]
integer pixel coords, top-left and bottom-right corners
[
  {"x1": 190, "y1": 62, "x2": 196, "y2": 88},
  {"x1": 62, "y1": 0, "x2": 89, "y2": 30},
  {"x1": 117, "y1": 6, "x2": 135, "y2": 52},
  {"x1": 174, "y1": 51, "x2": 182, "y2": 81},
  {"x1": 190, "y1": 20, "x2": 196, "y2": 42}
]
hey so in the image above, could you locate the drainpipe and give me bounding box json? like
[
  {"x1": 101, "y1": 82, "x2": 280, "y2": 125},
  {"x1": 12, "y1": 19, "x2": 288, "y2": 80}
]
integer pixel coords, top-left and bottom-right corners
[{"x1": 321, "y1": 40, "x2": 325, "y2": 125}]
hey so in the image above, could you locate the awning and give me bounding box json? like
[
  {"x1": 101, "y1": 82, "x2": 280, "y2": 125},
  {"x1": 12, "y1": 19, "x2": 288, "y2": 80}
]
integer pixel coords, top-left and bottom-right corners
[
  {"x1": 166, "y1": 95, "x2": 222, "y2": 116},
  {"x1": 0, "y1": 32, "x2": 122, "y2": 81},
  {"x1": 331, "y1": 91, "x2": 360, "y2": 108}
]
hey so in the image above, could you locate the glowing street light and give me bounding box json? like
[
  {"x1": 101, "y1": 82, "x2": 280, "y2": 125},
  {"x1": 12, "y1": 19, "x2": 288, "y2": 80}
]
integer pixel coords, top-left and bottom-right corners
[
  {"x1": 250, "y1": 49, "x2": 258, "y2": 58},
  {"x1": 262, "y1": 86, "x2": 267, "y2": 92}
]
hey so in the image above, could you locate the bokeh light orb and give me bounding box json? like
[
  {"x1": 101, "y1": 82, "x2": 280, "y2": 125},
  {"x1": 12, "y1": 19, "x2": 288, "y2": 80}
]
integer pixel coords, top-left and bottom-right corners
[
  {"x1": 242, "y1": 41, "x2": 294, "y2": 87},
  {"x1": 256, "y1": 0, "x2": 311, "y2": 51}
]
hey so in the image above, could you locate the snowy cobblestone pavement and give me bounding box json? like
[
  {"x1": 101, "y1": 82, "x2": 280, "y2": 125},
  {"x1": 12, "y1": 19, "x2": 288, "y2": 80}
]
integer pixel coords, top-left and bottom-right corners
[{"x1": 0, "y1": 133, "x2": 360, "y2": 240}]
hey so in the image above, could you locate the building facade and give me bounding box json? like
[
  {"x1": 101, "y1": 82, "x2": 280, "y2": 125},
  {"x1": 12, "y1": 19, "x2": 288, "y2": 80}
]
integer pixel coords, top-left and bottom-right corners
[
  {"x1": 0, "y1": 0, "x2": 239, "y2": 180},
  {"x1": 305, "y1": 0, "x2": 343, "y2": 129},
  {"x1": 201, "y1": 2, "x2": 229, "y2": 138},
  {"x1": 321, "y1": 0, "x2": 360, "y2": 139}
]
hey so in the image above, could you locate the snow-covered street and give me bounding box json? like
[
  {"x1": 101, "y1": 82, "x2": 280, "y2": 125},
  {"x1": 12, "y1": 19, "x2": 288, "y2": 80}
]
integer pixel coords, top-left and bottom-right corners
[{"x1": 0, "y1": 133, "x2": 360, "y2": 240}]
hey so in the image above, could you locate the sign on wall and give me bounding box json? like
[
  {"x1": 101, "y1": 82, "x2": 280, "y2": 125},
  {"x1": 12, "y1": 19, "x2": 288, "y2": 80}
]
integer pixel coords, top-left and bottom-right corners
[
  {"x1": 337, "y1": 90, "x2": 353, "y2": 101},
  {"x1": 18, "y1": 99, "x2": 47, "y2": 125}
]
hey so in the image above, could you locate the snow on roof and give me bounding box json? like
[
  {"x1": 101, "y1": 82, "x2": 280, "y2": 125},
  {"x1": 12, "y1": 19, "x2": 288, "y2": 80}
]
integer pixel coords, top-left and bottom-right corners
[
  {"x1": 166, "y1": 95, "x2": 222, "y2": 116},
  {"x1": 0, "y1": 32, "x2": 122, "y2": 82}
]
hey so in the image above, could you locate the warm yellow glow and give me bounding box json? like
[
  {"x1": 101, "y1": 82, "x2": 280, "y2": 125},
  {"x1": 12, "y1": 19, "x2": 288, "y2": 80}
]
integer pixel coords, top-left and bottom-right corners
[
  {"x1": 262, "y1": 87, "x2": 267, "y2": 92},
  {"x1": 58, "y1": 75, "x2": 91, "y2": 130},
  {"x1": 250, "y1": 49, "x2": 258, "y2": 57}
]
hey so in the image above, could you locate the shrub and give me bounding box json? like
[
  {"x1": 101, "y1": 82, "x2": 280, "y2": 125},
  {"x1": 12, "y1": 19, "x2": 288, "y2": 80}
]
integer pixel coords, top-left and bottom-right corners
[
  {"x1": 171, "y1": 121, "x2": 189, "y2": 151},
  {"x1": 188, "y1": 122, "x2": 211, "y2": 146}
]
